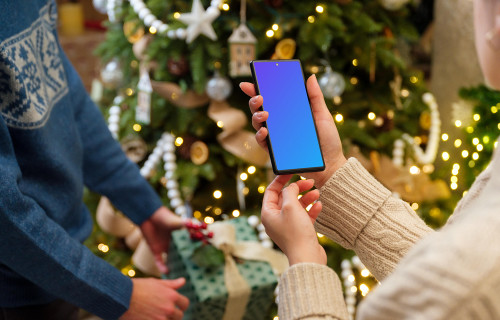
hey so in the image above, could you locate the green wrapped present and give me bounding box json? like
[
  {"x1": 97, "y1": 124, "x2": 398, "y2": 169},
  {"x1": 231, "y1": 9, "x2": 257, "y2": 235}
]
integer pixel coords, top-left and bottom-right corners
[{"x1": 164, "y1": 217, "x2": 288, "y2": 320}]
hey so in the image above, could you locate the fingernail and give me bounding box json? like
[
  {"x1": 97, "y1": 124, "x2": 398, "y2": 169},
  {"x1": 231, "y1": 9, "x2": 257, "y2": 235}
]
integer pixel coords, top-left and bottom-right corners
[
  {"x1": 239, "y1": 82, "x2": 243, "y2": 88},
  {"x1": 251, "y1": 95, "x2": 260, "y2": 104}
]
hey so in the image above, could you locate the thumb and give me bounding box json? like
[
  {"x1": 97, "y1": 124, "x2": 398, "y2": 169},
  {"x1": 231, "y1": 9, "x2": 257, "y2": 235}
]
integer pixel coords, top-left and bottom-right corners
[
  {"x1": 306, "y1": 75, "x2": 331, "y2": 118},
  {"x1": 163, "y1": 277, "x2": 186, "y2": 289},
  {"x1": 281, "y1": 183, "x2": 301, "y2": 208}
]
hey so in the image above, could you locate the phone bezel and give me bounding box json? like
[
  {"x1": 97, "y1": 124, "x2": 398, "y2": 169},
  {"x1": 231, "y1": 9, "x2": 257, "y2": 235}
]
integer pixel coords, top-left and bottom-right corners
[{"x1": 250, "y1": 59, "x2": 325, "y2": 175}]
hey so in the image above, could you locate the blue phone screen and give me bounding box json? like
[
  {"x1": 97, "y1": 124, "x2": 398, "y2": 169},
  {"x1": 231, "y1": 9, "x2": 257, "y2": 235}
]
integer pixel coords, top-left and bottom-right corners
[{"x1": 252, "y1": 60, "x2": 324, "y2": 172}]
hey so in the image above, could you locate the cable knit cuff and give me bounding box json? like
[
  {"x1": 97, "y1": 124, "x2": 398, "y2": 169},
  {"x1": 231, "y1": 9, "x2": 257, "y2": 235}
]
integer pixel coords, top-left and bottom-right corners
[
  {"x1": 278, "y1": 263, "x2": 349, "y2": 320},
  {"x1": 315, "y1": 157, "x2": 392, "y2": 248}
]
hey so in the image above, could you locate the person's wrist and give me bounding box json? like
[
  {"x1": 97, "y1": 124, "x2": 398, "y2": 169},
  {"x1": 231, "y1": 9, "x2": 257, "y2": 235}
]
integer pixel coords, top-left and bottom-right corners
[
  {"x1": 286, "y1": 244, "x2": 327, "y2": 266},
  {"x1": 316, "y1": 156, "x2": 347, "y2": 189}
]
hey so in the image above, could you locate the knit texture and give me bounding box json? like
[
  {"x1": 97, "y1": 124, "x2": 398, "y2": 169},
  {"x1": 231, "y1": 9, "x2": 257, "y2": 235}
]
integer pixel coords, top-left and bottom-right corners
[
  {"x1": 0, "y1": 1, "x2": 163, "y2": 318},
  {"x1": 278, "y1": 137, "x2": 499, "y2": 319}
]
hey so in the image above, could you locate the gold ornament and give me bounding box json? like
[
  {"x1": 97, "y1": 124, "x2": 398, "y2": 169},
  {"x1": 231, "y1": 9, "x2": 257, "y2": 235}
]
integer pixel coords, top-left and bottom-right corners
[
  {"x1": 190, "y1": 141, "x2": 210, "y2": 165},
  {"x1": 419, "y1": 111, "x2": 431, "y2": 130},
  {"x1": 121, "y1": 136, "x2": 148, "y2": 163},
  {"x1": 123, "y1": 20, "x2": 145, "y2": 44},
  {"x1": 274, "y1": 38, "x2": 296, "y2": 59}
]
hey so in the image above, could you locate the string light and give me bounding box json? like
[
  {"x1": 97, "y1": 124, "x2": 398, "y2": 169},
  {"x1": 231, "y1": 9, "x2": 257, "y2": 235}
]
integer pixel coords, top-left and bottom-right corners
[
  {"x1": 125, "y1": 88, "x2": 134, "y2": 96},
  {"x1": 368, "y1": 112, "x2": 376, "y2": 120},
  {"x1": 462, "y1": 150, "x2": 469, "y2": 158},
  {"x1": 272, "y1": 24, "x2": 279, "y2": 31},
  {"x1": 466, "y1": 126, "x2": 474, "y2": 133},
  {"x1": 266, "y1": 30, "x2": 274, "y2": 37},
  {"x1": 469, "y1": 160, "x2": 476, "y2": 168},
  {"x1": 175, "y1": 137, "x2": 184, "y2": 146},
  {"x1": 173, "y1": 12, "x2": 180, "y2": 19},
  {"x1": 352, "y1": 59, "x2": 358, "y2": 66},
  {"x1": 214, "y1": 208, "x2": 222, "y2": 215},
  {"x1": 128, "y1": 269, "x2": 136, "y2": 277},
  {"x1": 308, "y1": 15, "x2": 315, "y2": 23},
  {"x1": 361, "y1": 269, "x2": 370, "y2": 277},
  {"x1": 130, "y1": 60, "x2": 139, "y2": 68},
  {"x1": 455, "y1": 120, "x2": 462, "y2": 127},
  {"x1": 213, "y1": 190, "x2": 222, "y2": 199},
  {"x1": 133, "y1": 124, "x2": 142, "y2": 132},
  {"x1": 483, "y1": 136, "x2": 490, "y2": 144},
  {"x1": 477, "y1": 144, "x2": 484, "y2": 151},
  {"x1": 98, "y1": 243, "x2": 109, "y2": 253},
  {"x1": 247, "y1": 166, "x2": 256, "y2": 174},
  {"x1": 273, "y1": 317, "x2": 279, "y2": 320},
  {"x1": 454, "y1": 139, "x2": 462, "y2": 148},
  {"x1": 240, "y1": 173, "x2": 248, "y2": 181},
  {"x1": 193, "y1": 210, "x2": 202, "y2": 219},
  {"x1": 350, "y1": 77, "x2": 358, "y2": 85},
  {"x1": 473, "y1": 114, "x2": 480, "y2": 121},
  {"x1": 350, "y1": 286, "x2": 357, "y2": 293},
  {"x1": 221, "y1": 3, "x2": 229, "y2": 10},
  {"x1": 401, "y1": 89, "x2": 410, "y2": 97},
  {"x1": 204, "y1": 216, "x2": 215, "y2": 224},
  {"x1": 451, "y1": 182, "x2": 458, "y2": 190},
  {"x1": 217, "y1": 121, "x2": 224, "y2": 128},
  {"x1": 451, "y1": 176, "x2": 458, "y2": 183},
  {"x1": 441, "y1": 133, "x2": 449, "y2": 141},
  {"x1": 149, "y1": 26, "x2": 157, "y2": 34},
  {"x1": 242, "y1": 187, "x2": 250, "y2": 195},
  {"x1": 472, "y1": 152, "x2": 479, "y2": 160},
  {"x1": 258, "y1": 185, "x2": 266, "y2": 193},
  {"x1": 411, "y1": 203, "x2": 419, "y2": 210},
  {"x1": 472, "y1": 138, "x2": 479, "y2": 145},
  {"x1": 232, "y1": 210, "x2": 240, "y2": 217},
  {"x1": 333, "y1": 96, "x2": 342, "y2": 105},
  {"x1": 409, "y1": 166, "x2": 420, "y2": 175},
  {"x1": 315, "y1": 5, "x2": 324, "y2": 13},
  {"x1": 442, "y1": 152, "x2": 450, "y2": 161},
  {"x1": 410, "y1": 76, "x2": 418, "y2": 84},
  {"x1": 492, "y1": 106, "x2": 498, "y2": 113},
  {"x1": 317, "y1": 233, "x2": 324, "y2": 238},
  {"x1": 335, "y1": 114, "x2": 343, "y2": 122},
  {"x1": 360, "y1": 284, "x2": 370, "y2": 296}
]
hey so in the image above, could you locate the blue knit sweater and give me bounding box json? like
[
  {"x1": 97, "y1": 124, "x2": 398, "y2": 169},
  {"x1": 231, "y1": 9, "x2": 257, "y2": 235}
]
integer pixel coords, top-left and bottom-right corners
[{"x1": 0, "y1": 1, "x2": 163, "y2": 319}]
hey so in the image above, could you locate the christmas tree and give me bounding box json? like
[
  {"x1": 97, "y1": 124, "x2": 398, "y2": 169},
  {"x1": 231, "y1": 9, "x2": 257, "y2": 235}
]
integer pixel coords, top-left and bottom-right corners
[{"x1": 86, "y1": 0, "x2": 454, "y2": 317}]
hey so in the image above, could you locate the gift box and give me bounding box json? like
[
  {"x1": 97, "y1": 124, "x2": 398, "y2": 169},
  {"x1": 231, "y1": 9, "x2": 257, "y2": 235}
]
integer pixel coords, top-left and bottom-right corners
[{"x1": 164, "y1": 217, "x2": 287, "y2": 320}]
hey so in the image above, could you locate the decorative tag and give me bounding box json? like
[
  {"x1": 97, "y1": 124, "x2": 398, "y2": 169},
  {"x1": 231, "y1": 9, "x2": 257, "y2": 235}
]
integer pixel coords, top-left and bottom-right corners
[{"x1": 136, "y1": 67, "x2": 152, "y2": 124}]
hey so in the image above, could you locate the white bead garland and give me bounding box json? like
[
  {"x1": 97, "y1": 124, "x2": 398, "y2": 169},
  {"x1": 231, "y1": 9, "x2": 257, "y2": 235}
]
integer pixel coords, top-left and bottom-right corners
[
  {"x1": 108, "y1": 96, "x2": 124, "y2": 140},
  {"x1": 127, "y1": 0, "x2": 222, "y2": 40},
  {"x1": 392, "y1": 92, "x2": 441, "y2": 166},
  {"x1": 106, "y1": 0, "x2": 123, "y2": 23}
]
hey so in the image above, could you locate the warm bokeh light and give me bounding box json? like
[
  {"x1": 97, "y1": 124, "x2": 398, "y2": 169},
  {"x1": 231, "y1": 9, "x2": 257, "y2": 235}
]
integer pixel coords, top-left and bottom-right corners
[
  {"x1": 441, "y1": 133, "x2": 449, "y2": 141},
  {"x1": 272, "y1": 24, "x2": 279, "y2": 31},
  {"x1": 213, "y1": 190, "x2": 222, "y2": 199},
  {"x1": 240, "y1": 173, "x2": 248, "y2": 181},
  {"x1": 335, "y1": 114, "x2": 343, "y2": 122},
  {"x1": 232, "y1": 210, "x2": 240, "y2": 217},
  {"x1": 442, "y1": 152, "x2": 450, "y2": 161},
  {"x1": 217, "y1": 121, "x2": 224, "y2": 128},
  {"x1": 316, "y1": 5, "x2": 324, "y2": 13},
  {"x1": 204, "y1": 216, "x2": 215, "y2": 224},
  {"x1": 368, "y1": 112, "x2": 376, "y2": 120},
  {"x1": 308, "y1": 16, "x2": 315, "y2": 23},
  {"x1": 266, "y1": 30, "x2": 274, "y2": 37},
  {"x1": 247, "y1": 166, "x2": 256, "y2": 174},
  {"x1": 133, "y1": 124, "x2": 142, "y2": 132},
  {"x1": 455, "y1": 120, "x2": 462, "y2": 127}
]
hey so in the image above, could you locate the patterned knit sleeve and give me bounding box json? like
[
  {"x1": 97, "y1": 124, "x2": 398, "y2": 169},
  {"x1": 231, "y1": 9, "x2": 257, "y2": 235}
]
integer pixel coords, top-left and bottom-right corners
[
  {"x1": 315, "y1": 158, "x2": 433, "y2": 280},
  {"x1": 61, "y1": 53, "x2": 163, "y2": 225},
  {"x1": 0, "y1": 116, "x2": 132, "y2": 319}
]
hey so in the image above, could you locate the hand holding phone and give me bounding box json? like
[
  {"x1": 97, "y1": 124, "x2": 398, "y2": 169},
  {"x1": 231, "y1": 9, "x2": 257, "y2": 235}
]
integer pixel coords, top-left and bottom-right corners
[
  {"x1": 250, "y1": 59, "x2": 325, "y2": 175},
  {"x1": 241, "y1": 64, "x2": 347, "y2": 186}
]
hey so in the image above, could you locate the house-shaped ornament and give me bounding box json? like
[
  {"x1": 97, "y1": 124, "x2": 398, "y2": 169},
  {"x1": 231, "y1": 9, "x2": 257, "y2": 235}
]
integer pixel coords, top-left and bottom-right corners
[{"x1": 228, "y1": 24, "x2": 257, "y2": 77}]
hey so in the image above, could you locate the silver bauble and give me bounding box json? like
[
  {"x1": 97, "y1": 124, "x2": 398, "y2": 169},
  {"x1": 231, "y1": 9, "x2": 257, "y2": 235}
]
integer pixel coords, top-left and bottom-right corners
[
  {"x1": 206, "y1": 73, "x2": 232, "y2": 101},
  {"x1": 318, "y1": 66, "x2": 345, "y2": 99},
  {"x1": 93, "y1": 0, "x2": 108, "y2": 14},
  {"x1": 100, "y1": 58, "x2": 124, "y2": 89}
]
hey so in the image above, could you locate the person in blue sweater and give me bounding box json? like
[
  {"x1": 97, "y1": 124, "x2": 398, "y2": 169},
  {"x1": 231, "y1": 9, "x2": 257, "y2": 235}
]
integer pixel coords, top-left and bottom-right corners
[{"x1": 0, "y1": 1, "x2": 189, "y2": 319}]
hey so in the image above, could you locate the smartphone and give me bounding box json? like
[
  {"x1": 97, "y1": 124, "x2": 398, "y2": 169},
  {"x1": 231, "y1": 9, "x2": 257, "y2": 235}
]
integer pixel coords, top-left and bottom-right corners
[{"x1": 250, "y1": 59, "x2": 325, "y2": 175}]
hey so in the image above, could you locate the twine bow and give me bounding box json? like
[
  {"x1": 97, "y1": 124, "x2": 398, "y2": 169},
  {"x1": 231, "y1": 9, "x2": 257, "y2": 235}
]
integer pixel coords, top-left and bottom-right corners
[{"x1": 207, "y1": 222, "x2": 288, "y2": 320}]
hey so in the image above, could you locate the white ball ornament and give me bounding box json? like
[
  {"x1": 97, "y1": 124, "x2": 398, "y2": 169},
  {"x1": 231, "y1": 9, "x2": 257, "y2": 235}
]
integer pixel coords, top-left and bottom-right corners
[
  {"x1": 138, "y1": 7, "x2": 151, "y2": 20},
  {"x1": 108, "y1": 123, "x2": 119, "y2": 133},
  {"x1": 175, "y1": 206, "x2": 187, "y2": 216},
  {"x1": 258, "y1": 231, "x2": 270, "y2": 241},
  {"x1": 176, "y1": 28, "x2": 187, "y2": 39},
  {"x1": 144, "y1": 14, "x2": 155, "y2": 26},
  {"x1": 166, "y1": 180, "x2": 178, "y2": 190},
  {"x1": 318, "y1": 66, "x2": 345, "y2": 99},
  {"x1": 261, "y1": 239, "x2": 274, "y2": 249},
  {"x1": 164, "y1": 161, "x2": 177, "y2": 171},
  {"x1": 257, "y1": 224, "x2": 266, "y2": 232},
  {"x1": 247, "y1": 215, "x2": 260, "y2": 227},
  {"x1": 170, "y1": 198, "x2": 183, "y2": 208},
  {"x1": 167, "y1": 30, "x2": 176, "y2": 39},
  {"x1": 206, "y1": 74, "x2": 233, "y2": 101},
  {"x1": 168, "y1": 189, "x2": 180, "y2": 199}
]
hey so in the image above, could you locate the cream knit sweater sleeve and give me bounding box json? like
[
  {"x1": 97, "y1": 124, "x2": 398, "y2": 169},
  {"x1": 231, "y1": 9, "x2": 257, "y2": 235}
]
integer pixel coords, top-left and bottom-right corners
[
  {"x1": 315, "y1": 157, "x2": 433, "y2": 280},
  {"x1": 278, "y1": 147, "x2": 499, "y2": 320}
]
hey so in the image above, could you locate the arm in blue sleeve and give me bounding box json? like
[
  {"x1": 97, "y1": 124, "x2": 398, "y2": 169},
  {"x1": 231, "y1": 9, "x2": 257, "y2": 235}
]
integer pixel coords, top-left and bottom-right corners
[
  {"x1": 0, "y1": 117, "x2": 132, "y2": 320},
  {"x1": 63, "y1": 55, "x2": 163, "y2": 225}
]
